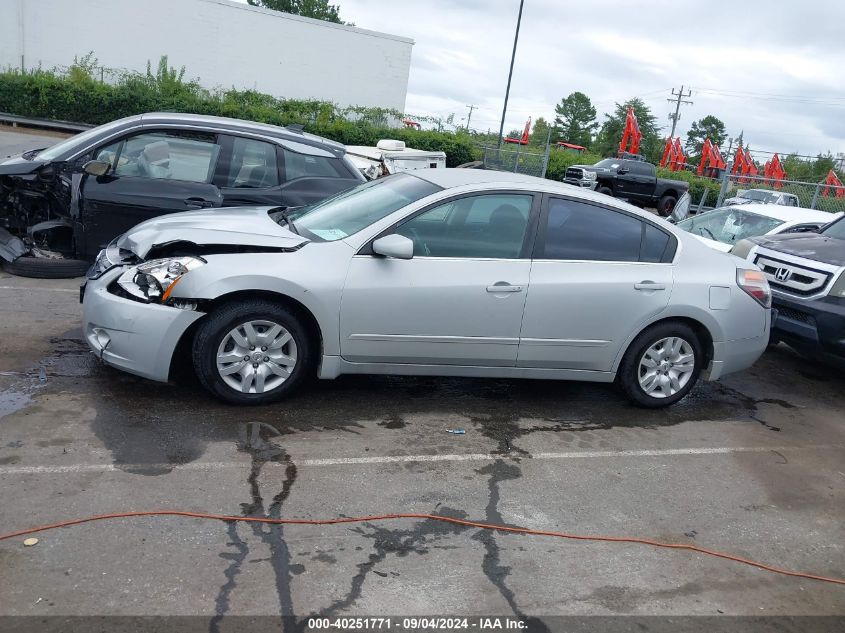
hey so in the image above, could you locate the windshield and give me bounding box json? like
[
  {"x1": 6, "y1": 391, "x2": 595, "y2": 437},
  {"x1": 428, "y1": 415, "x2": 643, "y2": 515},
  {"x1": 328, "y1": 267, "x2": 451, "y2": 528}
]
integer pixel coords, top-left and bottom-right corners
[
  {"x1": 37, "y1": 118, "x2": 132, "y2": 161},
  {"x1": 738, "y1": 189, "x2": 777, "y2": 203},
  {"x1": 594, "y1": 159, "x2": 621, "y2": 169},
  {"x1": 290, "y1": 173, "x2": 441, "y2": 241},
  {"x1": 821, "y1": 216, "x2": 845, "y2": 240},
  {"x1": 677, "y1": 207, "x2": 783, "y2": 245}
]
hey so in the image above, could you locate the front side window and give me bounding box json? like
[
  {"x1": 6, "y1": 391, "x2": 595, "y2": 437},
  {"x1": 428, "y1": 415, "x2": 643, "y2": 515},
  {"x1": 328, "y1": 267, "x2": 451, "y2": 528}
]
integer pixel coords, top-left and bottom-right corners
[
  {"x1": 224, "y1": 137, "x2": 279, "y2": 188},
  {"x1": 677, "y1": 207, "x2": 783, "y2": 245},
  {"x1": 396, "y1": 194, "x2": 532, "y2": 259},
  {"x1": 106, "y1": 131, "x2": 220, "y2": 183},
  {"x1": 540, "y1": 198, "x2": 643, "y2": 262},
  {"x1": 291, "y1": 173, "x2": 440, "y2": 241}
]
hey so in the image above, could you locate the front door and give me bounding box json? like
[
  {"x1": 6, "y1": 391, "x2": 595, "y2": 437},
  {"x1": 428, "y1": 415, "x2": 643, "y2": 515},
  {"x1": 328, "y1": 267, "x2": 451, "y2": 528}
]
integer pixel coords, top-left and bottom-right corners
[
  {"x1": 78, "y1": 130, "x2": 224, "y2": 258},
  {"x1": 518, "y1": 196, "x2": 674, "y2": 371},
  {"x1": 340, "y1": 192, "x2": 538, "y2": 366}
]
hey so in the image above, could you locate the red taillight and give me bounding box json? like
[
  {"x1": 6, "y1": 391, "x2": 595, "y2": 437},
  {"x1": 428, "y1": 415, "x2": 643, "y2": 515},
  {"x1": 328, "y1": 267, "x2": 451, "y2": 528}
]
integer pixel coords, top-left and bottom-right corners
[{"x1": 737, "y1": 269, "x2": 771, "y2": 308}]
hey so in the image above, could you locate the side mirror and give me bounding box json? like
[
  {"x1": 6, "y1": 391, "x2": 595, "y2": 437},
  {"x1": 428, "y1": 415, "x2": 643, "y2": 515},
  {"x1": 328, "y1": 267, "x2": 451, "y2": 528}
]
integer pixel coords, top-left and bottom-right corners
[
  {"x1": 372, "y1": 234, "x2": 414, "y2": 259},
  {"x1": 668, "y1": 192, "x2": 692, "y2": 223},
  {"x1": 82, "y1": 160, "x2": 111, "y2": 177}
]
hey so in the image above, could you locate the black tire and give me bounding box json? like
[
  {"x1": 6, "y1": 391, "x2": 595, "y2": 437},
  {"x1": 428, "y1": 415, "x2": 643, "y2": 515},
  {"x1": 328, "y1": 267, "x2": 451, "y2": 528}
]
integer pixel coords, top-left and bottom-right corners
[
  {"x1": 192, "y1": 299, "x2": 314, "y2": 405},
  {"x1": 616, "y1": 321, "x2": 703, "y2": 408},
  {"x1": 657, "y1": 194, "x2": 677, "y2": 217},
  {"x1": 2, "y1": 256, "x2": 90, "y2": 279},
  {"x1": 597, "y1": 185, "x2": 613, "y2": 197}
]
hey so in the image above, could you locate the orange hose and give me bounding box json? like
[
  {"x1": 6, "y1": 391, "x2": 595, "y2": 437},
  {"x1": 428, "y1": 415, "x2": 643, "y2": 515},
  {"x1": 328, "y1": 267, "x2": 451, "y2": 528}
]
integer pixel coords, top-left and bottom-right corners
[{"x1": 2, "y1": 510, "x2": 843, "y2": 586}]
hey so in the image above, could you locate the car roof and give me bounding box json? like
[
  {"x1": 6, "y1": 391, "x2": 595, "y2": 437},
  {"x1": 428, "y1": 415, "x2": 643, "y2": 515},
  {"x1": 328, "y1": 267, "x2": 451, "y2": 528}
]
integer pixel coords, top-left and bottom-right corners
[
  {"x1": 720, "y1": 203, "x2": 841, "y2": 223},
  {"x1": 410, "y1": 168, "x2": 676, "y2": 218},
  {"x1": 139, "y1": 112, "x2": 346, "y2": 153}
]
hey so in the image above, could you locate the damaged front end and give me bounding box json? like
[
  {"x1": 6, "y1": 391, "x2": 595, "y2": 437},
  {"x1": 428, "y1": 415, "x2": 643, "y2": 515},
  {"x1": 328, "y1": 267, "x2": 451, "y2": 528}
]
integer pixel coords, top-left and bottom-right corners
[{"x1": 1, "y1": 156, "x2": 78, "y2": 266}]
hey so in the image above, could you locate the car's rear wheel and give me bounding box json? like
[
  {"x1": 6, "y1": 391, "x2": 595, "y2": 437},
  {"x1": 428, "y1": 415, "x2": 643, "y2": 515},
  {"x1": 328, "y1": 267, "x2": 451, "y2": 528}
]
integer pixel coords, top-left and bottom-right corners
[
  {"x1": 617, "y1": 322, "x2": 703, "y2": 408},
  {"x1": 657, "y1": 194, "x2": 677, "y2": 217},
  {"x1": 192, "y1": 299, "x2": 313, "y2": 405}
]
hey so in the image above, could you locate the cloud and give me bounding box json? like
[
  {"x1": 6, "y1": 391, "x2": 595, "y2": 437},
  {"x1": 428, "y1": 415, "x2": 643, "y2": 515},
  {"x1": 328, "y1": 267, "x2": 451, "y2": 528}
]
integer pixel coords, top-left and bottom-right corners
[{"x1": 332, "y1": 0, "x2": 845, "y2": 157}]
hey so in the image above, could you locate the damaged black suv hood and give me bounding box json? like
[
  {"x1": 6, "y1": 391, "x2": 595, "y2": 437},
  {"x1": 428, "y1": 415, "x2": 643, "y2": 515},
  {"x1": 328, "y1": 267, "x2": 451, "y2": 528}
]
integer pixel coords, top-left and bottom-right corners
[
  {"x1": 0, "y1": 153, "x2": 49, "y2": 175},
  {"x1": 751, "y1": 233, "x2": 845, "y2": 268}
]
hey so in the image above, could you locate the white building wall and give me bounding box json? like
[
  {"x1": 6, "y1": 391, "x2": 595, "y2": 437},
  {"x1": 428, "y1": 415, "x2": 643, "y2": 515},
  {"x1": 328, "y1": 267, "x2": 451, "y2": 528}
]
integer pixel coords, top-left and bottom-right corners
[{"x1": 0, "y1": 0, "x2": 413, "y2": 112}]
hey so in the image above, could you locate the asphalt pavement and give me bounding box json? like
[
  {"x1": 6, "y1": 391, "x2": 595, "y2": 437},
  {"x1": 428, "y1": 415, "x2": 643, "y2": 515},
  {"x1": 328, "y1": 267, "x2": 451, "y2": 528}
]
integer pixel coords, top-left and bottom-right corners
[{"x1": 0, "y1": 270, "x2": 843, "y2": 627}]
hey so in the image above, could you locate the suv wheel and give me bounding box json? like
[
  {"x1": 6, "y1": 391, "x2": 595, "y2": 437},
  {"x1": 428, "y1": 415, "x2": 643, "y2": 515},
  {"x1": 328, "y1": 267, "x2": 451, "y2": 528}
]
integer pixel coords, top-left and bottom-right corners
[
  {"x1": 657, "y1": 194, "x2": 677, "y2": 217},
  {"x1": 192, "y1": 299, "x2": 313, "y2": 405},
  {"x1": 617, "y1": 322, "x2": 702, "y2": 408}
]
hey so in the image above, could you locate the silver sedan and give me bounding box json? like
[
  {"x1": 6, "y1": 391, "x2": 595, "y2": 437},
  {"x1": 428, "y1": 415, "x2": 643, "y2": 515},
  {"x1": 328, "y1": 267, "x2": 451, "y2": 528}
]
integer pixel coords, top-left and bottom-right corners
[{"x1": 81, "y1": 169, "x2": 772, "y2": 407}]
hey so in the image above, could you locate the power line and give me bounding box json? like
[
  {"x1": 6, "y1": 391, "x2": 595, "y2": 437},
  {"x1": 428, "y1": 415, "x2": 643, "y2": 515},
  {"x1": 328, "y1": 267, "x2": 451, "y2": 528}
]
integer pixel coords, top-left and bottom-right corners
[{"x1": 667, "y1": 85, "x2": 693, "y2": 139}]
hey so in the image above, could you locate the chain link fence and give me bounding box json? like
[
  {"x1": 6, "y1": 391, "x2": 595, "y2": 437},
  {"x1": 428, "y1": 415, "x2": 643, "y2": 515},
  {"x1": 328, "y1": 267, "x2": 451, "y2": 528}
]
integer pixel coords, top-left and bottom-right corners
[
  {"x1": 715, "y1": 174, "x2": 845, "y2": 214},
  {"x1": 480, "y1": 145, "x2": 548, "y2": 178}
]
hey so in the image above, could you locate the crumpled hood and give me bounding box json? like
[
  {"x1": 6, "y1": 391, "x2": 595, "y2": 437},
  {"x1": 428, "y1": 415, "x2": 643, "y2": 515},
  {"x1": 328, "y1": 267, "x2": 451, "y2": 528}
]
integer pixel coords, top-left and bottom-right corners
[
  {"x1": 0, "y1": 153, "x2": 48, "y2": 175},
  {"x1": 116, "y1": 206, "x2": 309, "y2": 259},
  {"x1": 751, "y1": 232, "x2": 845, "y2": 267}
]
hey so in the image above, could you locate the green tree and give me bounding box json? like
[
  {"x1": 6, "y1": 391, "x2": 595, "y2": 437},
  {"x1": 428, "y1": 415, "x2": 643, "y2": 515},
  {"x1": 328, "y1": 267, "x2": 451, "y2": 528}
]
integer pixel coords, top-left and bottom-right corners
[
  {"x1": 684, "y1": 115, "x2": 727, "y2": 159},
  {"x1": 247, "y1": 0, "x2": 346, "y2": 24},
  {"x1": 529, "y1": 116, "x2": 552, "y2": 147},
  {"x1": 553, "y1": 92, "x2": 598, "y2": 147},
  {"x1": 593, "y1": 98, "x2": 661, "y2": 162}
]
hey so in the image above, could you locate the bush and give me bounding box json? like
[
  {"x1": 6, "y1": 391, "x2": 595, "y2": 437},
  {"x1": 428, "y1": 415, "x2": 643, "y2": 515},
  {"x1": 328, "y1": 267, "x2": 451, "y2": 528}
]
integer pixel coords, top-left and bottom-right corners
[
  {"x1": 655, "y1": 168, "x2": 723, "y2": 207},
  {"x1": 0, "y1": 58, "x2": 475, "y2": 167},
  {"x1": 544, "y1": 150, "x2": 603, "y2": 181}
]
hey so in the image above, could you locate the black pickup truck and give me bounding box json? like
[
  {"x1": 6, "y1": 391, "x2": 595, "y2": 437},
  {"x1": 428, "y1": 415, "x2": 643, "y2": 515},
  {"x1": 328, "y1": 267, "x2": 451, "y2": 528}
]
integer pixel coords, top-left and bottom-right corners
[
  {"x1": 734, "y1": 216, "x2": 845, "y2": 367},
  {"x1": 564, "y1": 157, "x2": 689, "y2": 216}
]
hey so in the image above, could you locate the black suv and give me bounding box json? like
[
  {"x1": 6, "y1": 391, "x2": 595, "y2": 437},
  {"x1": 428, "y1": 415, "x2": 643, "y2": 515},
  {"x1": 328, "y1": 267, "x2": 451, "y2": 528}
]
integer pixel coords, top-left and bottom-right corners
[
  {"x1": 735, "y1": 216, "x2": 845, "y2": 366},
  {"x1": 0, "y1": 113, "x2": 364, "y2": 276}
]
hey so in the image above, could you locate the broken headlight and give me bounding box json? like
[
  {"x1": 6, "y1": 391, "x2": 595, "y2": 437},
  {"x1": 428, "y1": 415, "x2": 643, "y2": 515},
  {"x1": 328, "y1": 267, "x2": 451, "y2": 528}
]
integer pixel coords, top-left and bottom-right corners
[
  {"x1": 117, "y1": 256, "x2": 205, "y2": 305},
  {"x1": 88, "y1": 238, "x2": 138, "y2": 280}
]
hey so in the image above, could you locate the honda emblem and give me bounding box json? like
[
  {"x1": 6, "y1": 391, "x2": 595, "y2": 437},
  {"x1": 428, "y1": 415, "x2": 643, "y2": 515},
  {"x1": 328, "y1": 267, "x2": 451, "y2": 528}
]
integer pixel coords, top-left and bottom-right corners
[{"x1": 774, "y1": 267, "x2": 791, "y2": 282}]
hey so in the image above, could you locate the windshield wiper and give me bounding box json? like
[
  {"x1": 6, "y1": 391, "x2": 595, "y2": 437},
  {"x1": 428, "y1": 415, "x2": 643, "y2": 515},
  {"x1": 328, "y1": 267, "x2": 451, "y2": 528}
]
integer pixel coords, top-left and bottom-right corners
[{"x1": 270, "y1": 206, "x2": 300, "y2": 234}]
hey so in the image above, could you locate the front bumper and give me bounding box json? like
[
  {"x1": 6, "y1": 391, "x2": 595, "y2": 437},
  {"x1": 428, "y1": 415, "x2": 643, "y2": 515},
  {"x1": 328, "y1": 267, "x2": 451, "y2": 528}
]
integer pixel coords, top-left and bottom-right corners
[
  {"x1": 563, "y1": 178, "x2": 598, "y2": 190},
  {"x1": 81, "y1": 268, "x2": 204, "y2": 382},
  {"x1": 771, "y1": 293, "x2": 845, "y2": 365}
]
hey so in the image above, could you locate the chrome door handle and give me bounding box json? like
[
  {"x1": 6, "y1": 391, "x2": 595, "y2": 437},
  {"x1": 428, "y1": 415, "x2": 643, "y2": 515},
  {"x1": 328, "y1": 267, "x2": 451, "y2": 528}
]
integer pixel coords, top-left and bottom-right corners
[
  {"x1": 487, "y1": 284, "x2": 523, "y2": 293},
  {"x1": 634, "y1": 281, "x2": 666, "y2": 291}
]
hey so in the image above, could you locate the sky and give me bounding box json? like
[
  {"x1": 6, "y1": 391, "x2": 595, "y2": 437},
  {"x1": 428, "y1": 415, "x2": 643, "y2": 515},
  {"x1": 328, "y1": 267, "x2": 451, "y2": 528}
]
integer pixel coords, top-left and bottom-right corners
[
  {"x1": 236, "y1": 0, "x2": 845, "y2": 160},
  {"x1": 329, "y1": 0, "x2": 845, "y2": 161}
]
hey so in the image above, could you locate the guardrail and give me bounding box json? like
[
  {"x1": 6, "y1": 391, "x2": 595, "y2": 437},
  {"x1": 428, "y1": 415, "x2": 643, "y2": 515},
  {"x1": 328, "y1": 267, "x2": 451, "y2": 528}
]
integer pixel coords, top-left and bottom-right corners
[{"x1": 0, "y1": 112, "x2": 93, "y2": 133}]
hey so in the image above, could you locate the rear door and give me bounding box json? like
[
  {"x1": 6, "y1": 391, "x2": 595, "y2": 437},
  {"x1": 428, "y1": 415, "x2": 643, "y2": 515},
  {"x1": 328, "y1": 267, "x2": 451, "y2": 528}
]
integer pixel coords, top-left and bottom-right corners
[
  {"x1": 616, "y1": 161, "x2": 655, "y2": 199},
  {"x1": 214, "y1": 135, "x2": 286, "y2": 207},
  {"x1": 78, "y1": 129, "x2": 223, "y2": 258},
  {"x1": 278, "y1": 145, "x2": 361, "y2": 207},
  {"x1": 517, "y1": 196, "x2": 675, "y2": 371}
]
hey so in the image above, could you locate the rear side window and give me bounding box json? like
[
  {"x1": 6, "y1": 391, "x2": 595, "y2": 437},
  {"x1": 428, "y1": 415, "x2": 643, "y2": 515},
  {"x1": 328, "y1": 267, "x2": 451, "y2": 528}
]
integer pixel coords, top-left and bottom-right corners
[
  {"x1": 283, "y1": 149, "x2": 345, "y2": 180},
  {"x1": 224, "y1": 137, "x2": 279, "y2": 188},
  {"x1": 540, "y1": 198, "x2": 642, "y2": 262},
  {"x1": 641, "y1": 223, "x2": 671, "y2": 262}
]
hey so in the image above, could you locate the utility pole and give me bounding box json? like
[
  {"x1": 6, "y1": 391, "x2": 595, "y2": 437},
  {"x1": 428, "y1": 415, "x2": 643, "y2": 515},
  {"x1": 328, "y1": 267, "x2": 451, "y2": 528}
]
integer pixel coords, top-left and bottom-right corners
[
  {"x1": 667, "y1": 85, "x2": 693, "y2": 139},
  {"x1": 465, "y1": 104, "x2": 477, "y2": 132},
  {"x1": 497, "y1": 0, "x2": 525, "y2": 147}
]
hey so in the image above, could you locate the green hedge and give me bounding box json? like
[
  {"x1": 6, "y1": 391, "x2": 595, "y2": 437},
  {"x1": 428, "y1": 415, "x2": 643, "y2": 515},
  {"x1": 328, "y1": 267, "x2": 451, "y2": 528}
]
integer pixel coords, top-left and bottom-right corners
[
  {"x1": 655, "y1": 168, "x2": 723, "y2": 207},
  {"x1": 0, "y1": 59, "x2": 475, "y2": 167}
]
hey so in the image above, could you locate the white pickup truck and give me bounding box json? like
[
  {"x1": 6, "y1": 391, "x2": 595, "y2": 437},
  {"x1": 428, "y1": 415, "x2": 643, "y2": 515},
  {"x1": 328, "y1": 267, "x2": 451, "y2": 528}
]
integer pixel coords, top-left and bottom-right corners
[{"x1": 345, "y1": 139, "x2": 446, "y2": 180}]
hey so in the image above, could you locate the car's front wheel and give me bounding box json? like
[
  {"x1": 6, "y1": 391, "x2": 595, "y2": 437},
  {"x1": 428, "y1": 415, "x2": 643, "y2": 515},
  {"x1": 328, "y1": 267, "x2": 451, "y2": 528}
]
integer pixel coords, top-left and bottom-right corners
[
  {"x1": 617, "y1": 322, "x2": 703, "y2": 408},
  {"x1": 192, "y1": 299, "x2": 313, "y2": 405}
]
